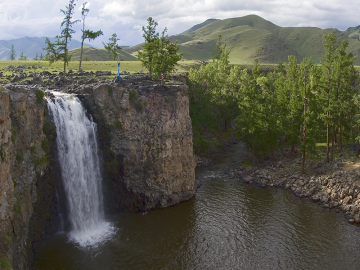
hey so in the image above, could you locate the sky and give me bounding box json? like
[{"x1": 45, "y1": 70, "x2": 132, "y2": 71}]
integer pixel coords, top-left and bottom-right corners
[{"x1": 0, "y1": 0, "x2": 359, "y2": 48}]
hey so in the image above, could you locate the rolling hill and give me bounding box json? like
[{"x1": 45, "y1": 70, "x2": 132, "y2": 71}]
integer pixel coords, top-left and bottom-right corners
[
  {"x1": 124, "y1": 15, "x2": 360, "y2": 65},
  {"x1": 0, "y1": 37, "x2": 94, "y2": 60}
]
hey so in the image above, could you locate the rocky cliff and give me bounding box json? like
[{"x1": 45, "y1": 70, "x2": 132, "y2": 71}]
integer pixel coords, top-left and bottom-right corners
[
  {"x1": 76, "y1": 77, "x2": 196, "y2": 212},
  {"x1": 0, "y1": 76, "x2": 195, "y2": 269},
  {"x1": 0, "y1": 85, "x2": 60, "y2": 270}
]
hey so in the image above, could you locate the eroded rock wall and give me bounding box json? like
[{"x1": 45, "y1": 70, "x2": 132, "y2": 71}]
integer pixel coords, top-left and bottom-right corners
[
  {"x1": 0, "y1": 85, "x2": 59, "y2": 270},
  {"x1": 77, "y1": 79, "x2": 196, "y2": 212}
]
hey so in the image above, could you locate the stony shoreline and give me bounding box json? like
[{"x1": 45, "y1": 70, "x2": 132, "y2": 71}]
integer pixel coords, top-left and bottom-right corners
[{"x1": 228, "y1": 159, "x2": 360, "y2": 224}]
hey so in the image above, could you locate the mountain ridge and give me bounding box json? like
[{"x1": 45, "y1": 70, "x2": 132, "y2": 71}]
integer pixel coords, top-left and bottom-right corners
[
  {"x1": 0, "y1": 37, "x2": 94, "y2": 60},
  {"x1": 123, "y1": 14, "x2": 360, "y2": 64}
]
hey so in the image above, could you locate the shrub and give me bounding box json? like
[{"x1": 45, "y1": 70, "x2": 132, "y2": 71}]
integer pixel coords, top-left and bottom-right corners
[
  {"x1": 129, "y1": 89, "x2": 137, "y2": 102},
  {"x1": 0, "y1": 145, "x2": 6, "y2": 161},
  {"x1": 108, "y1": 86, "x2": 113, "y2": 95},
  {"x1": 0, "y1": 257, "x2": 12, "y2": 270},
  {"x1": 41, "y1": 139, "x2": 50, "y2": 153},
  {"x1": 115, "y1": 120, "x2": 122, "y2": 130},
  {"x1": 13, "y1": 204, "x2": 20, "y2": 213},
  {"x1": 135, "y1": 101, "x2": 144, "y2": 112},
  {"x1": 15, "y1": 153, "x2": 23, "y2": 163},
  {"x1": 36, "y1": 89, "x2": 45, "y2": 104}
]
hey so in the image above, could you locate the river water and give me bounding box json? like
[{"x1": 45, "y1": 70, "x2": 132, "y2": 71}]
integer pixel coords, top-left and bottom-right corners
[{"x1": 34, "y1": 143, "x2": 360, "y2": 269}]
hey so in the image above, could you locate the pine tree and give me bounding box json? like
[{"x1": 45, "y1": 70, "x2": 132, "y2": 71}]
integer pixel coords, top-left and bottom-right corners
[
  {"x1": 137, "y1": 17, "x2": 159, "y2": 79},
  {"x1": 152, "y1": 28, "x2": 182, "y2": 84},
  {"x1": 60, "y1": 0, "x2": 80, "y2": 72},
  {"x1": 103, "y1": 33, "x2": 121, "y2": 61},
  {"x1": 19, "y1": 52, "x2": 28, "y2": 60},
  {"x1": 78, "y1": 2, "x2": 103, "y2": 71},
  {"x1": 9, "y1": 44, "x2": 16, "y2": 61},
  {"x1": 320, "y1": 33, "x2": 337, "y2": 162},
  {"x1": 44, "y1": 0, "x2": 79, "y2": 72},
  {"x1": 235, "y1": 60, "x2": 267, "y2": 165}
]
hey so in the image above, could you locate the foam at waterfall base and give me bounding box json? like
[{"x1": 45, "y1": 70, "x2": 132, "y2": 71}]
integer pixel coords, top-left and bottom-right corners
[{"x1": 69, "y1": 221, "x2": 117, "y2": 248}]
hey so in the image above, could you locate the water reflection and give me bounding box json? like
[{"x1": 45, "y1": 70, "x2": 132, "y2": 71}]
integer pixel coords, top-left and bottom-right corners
[{"x1": 35, "y1": 144, "x2": 360, "y2": 269}]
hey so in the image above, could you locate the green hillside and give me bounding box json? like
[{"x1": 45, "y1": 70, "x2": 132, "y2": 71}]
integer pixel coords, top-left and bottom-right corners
[
  {"x1": 69, "y1": 46, "x2": 137, "y2": 61},
  {"x1": 181, "y1": 18, "x2": 219, "y2": 34},
  {"x1": 124, "y1": 15, "x2": 360, "y2": 64}
]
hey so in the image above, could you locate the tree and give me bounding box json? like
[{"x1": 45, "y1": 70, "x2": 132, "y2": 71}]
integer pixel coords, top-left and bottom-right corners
[
  {"x1": 59, "y1": 0, "x2": 80, "y2": 72},
  {"x1": 44, "y1": 37, "x2": 64, "y2": 64},
  {"x1": 78, "y1": 2, "x2": 103, "y2": 71},
  {"x1": 137, "y1": 17, "x2": 159, "y2": 79},
  {"x1": 188, "y1": 39, "x2": 236, "y2": 154},
  {"x1": 44, "y1": 0, "x2": 79, "y2": 72},
  {"x1": 212, "y1": 35, "x2": 225, "y2": 61},
  {"x1": 19, "y1": 52, "x2": 28, "y2": 60},
  {"x1": 152, "y1": 28, "x2": 182, "y2": 84},
  {"x1": 103, "y1": 33, "x2": 122, "y2": 61},
  {"x1": 34, "y1": 52, "x2": 39, "y2": 60},
  {"x1": 9, "y1": 44, "x2": 16, "y2": 61}
]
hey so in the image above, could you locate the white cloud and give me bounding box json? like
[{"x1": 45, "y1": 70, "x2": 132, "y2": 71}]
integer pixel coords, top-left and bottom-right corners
[{"x1": 0, "y1": 0, "x2": 359, "y2": 46}]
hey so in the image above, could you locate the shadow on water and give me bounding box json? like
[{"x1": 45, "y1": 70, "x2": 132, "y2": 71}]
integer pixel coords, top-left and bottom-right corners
[{"x1": 34, "y1": 142, "x2": 360, "y2": 270}]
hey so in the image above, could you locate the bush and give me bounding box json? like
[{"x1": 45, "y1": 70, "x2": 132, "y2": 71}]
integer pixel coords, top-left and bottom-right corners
[
  {"x1": 41, "y1": 139, "x2": 50, "y2": 153},
  {"x1": 115, "y1": 120, "x2": 122, "y2": 130},
  {"x1": 15, "y1": 153, "x2": 23, "y2": 163},
  {"x1": 129, "y1": 89, "x2": 137, "y2": 102},
  {"x1": 0, "y1": 145, "x2": 6, "y2": 161},
  {"x1": 135, "y1": 101, "x2": 144, "y2": 112},
  {"x1": 0, "y1": 257, "x2": 12, "y2": 270},
  {"x1": 36, "y1": 89, "x2": 45, "y2": 104}
]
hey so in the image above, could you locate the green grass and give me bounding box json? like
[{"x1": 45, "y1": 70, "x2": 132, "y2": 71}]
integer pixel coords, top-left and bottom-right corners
[
  {"x1": 242, "y1": 161, "x2": 252, "y2": 168},
  {"x1": 0, "y1": 60, "x2": 198, "y2": 79}
]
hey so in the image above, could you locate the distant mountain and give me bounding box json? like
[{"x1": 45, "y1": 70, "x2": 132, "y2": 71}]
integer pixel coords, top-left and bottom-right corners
[
  {"x1": 344, "y1": 25, "x2": 360, "y2": 40},
  {"x1": 69, "y1": 46, "x2": 137, "y2": 61},
  {"x1": 124, "y1": 15, "x2": 360, "y2": 64},
  {"x1": 0, "y1": 37, "x2": 94, "y2": 60}
]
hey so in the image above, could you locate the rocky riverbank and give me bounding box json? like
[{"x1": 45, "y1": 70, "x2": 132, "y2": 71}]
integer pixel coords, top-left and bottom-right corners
[{"x1": 226, "y1": 151, "x2": 360, "y2": 224}]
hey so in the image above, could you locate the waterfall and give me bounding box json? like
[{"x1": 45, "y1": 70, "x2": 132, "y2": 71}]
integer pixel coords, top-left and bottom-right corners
[{"x1": 47, "y1": 92, "x2": 114, "y2": 247}]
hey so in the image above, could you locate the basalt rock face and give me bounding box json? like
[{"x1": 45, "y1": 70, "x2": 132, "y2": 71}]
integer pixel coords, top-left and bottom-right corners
[
  {"x1": 0, "y1": 85, "x2": 59, "y2": 270},
  {"x1": 76, "y1": 79, "x2": 196, "y2": 212},
  {"x1": 0, "y1": 77, "x2": 195, "y2": 268}
]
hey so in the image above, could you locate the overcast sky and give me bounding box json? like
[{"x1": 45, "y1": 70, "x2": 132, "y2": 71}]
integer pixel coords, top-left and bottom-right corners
[{"x1": 0, "y1": 0, "x2": 359, "y2": 48}]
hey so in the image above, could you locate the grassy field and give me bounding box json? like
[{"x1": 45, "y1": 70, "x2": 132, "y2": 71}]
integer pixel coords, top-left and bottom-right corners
[
  {"x1": 0, "y1": 60, "x2": 201, "y2": 83},
  {"x1": 1, "y1": 59, "x2": 360, "y2": 78}
]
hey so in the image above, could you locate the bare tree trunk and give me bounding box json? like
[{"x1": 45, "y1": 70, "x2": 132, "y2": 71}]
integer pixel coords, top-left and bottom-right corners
[
  {"x1": 291, "y1": 144, "x2": 295, "y2": 155},
  {"x1": 251, "y1": 141, "x2": 256, "y2": 166},
  {"x1": 79, "y1": 38, "x2": 84, "y2": 72},
  {"x1": 301, "y1": 70, "x2": 307, "y2": 175},
  {"x1": 339, "y1": 121, "x2": 342, "y2": 153},
  {"x1": 326, "y1": 120, "x2": 330, "y2": 163},
  {"x1": 331, "y1": 124, "x2": 335, "y2": 161}
]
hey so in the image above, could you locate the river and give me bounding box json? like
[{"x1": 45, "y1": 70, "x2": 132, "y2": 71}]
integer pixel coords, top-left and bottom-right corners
[{"x1": 34, "y1": 142, "x2": 360, "y2": 269}]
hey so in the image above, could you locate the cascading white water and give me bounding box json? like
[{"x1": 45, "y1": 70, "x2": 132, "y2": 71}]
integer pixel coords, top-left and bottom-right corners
[{"x1": 47, "y1": 92, "x2": 114, "y2": 247}]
